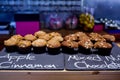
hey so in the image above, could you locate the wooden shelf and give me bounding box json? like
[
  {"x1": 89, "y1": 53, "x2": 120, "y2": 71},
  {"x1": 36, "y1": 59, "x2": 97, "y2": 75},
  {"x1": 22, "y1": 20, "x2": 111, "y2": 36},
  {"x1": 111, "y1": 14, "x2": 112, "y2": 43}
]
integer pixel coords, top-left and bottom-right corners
[{"x1": 0, "y1": 70, "x2": 120, "y2": 80}]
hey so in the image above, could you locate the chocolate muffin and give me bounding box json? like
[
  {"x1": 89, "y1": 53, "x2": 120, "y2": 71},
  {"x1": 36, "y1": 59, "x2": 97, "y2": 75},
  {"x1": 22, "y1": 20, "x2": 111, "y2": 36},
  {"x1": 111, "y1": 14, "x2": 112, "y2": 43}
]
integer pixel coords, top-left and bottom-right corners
[
  {"x1": 103, "y1": 34, "x2": 115, "y2": 43},
  {"x1": 32, "y1": 39, "x2": 47, "y2": 53},
  {"x1": 47, "y1": 39, "x2": 61, "y2": 54},
  {"x1": 62, "y1": 40, "x2": 78, "y2": 54},
  {"x1": 94, "y1": 41, "x2": 112, "y2": 55},
  {"x1": 34, "y1": 31, "x2": 47, "y2": 38},
  {"x1": 17, "y1": 40, "x2": 32, "y2": 53},
  {"x1": 78, "y1": 38, "x2": 93, "y2": 54},
  {"x1": 24, "y1": 34, "x2": 37, "y2": 42},
  {"x1": 89, "y1": 32, "x2": 106, "y2": 43},
  {"x1": 4, "y1": 38, "x2": 19, "y2": 52}
]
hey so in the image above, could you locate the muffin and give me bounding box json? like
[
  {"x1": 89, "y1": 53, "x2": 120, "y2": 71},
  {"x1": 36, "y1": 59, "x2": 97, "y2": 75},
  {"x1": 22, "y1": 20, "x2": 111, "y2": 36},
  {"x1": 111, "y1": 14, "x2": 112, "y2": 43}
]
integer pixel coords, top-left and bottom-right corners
[
  {"x1": 78, "y1": 38, "x2": 93, "y2": 54},
  {"x1": 4, "y1": 38, "x2": 19, "y2": 52},
  {"x1": 89, "y1": 32, "x2": 106, "y2": 43},
  {"x1": 103, "y1": 34, "x2": 115, "y2": 43},
  {"x1": 75, "y1": 32, "x2": 89, "y2": 41},
  {"x1": 64, "y1": 34, "x2": 77, "y2": 41},
  {"x1": 50, "y1": 36, "x2": 63, "y2": 42},
  {"x1": 34, "y1": 31, "x2": 47, "y2": 38},
  {"x1": 94, "y1": 41, "x2": 112, "y2": 55},
  {"x1": 38, "y1": 34, "x2": 52, "y2": 41},
  {"x1": 47, "y1": 39, "x2": 61, "y2": 54},
  {"x1": 24, "y1": 34, "x2": 37, "y2": 42},
  {"x1": 49, "y1": 32, "x2": 62, "y2": 37},
  {"x1": 32, "y1": 39, "x2": 47, "y2": 53},
  {"x1": 17, "y1": 40, "x2": 32, "y2": 53},
  {"x1": 11, "y1": 34, "x2": 23, "y2": 40},
  {"x1": 62, "y1": 40, "x2": 78, "y2": 54}
]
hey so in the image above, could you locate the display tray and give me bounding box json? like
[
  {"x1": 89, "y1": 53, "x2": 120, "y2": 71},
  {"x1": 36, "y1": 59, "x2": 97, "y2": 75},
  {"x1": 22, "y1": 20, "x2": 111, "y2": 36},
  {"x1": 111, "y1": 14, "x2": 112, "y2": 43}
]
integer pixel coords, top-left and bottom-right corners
[
  {"x1": 0, "y1": 49, "x2": 64, "y2": 70},
  {"x1": 65, "y1": 43, "x2": 120, "y2": 71}
]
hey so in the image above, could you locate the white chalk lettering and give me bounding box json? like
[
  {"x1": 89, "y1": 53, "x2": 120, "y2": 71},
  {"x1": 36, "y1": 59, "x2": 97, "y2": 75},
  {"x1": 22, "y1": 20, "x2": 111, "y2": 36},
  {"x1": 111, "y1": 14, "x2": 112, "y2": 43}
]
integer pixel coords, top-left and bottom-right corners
[
  {"x1": 0, "y1": 61, "x2": 12, "y2": 68},
  {"x1": 68, "y1": 55, "x2": 102, "y2": 62},
  {"x1": 0, "y1": 54, "x2": 36, "y2": 62},
  {"x1": 105, "y1": 55, "x2": 116, "y2": 61},
  {"x1": 13, "y1": 64, "x2": 56, "y2": 69},
  {"x1": 74, "y1": 61, "x2": 120, "y2": 69},
  {"x1": 74, "y1": 61, "x2": 87, "y2": 69}
]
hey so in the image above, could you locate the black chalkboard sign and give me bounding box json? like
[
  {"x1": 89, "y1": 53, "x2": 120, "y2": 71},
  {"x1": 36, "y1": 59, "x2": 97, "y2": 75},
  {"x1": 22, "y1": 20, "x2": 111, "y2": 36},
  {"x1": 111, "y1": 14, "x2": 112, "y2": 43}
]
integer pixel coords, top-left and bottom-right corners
[
  {"x1": 0, "y1": 49, "x2": 64, "y2": 70},
  {"x1": 65, "y1": 43, "x2": 120, "y2": 71}
]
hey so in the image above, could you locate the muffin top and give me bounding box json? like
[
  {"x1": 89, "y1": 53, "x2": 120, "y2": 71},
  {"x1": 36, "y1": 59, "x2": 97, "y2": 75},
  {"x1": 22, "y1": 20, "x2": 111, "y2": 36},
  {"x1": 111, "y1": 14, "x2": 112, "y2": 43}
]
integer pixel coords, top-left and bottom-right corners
[
  {"x1": 62, "y1": 40, "x2": 78, "y2": 48},
  {"x1": 49, "y1": 32, "x2": 61, "y2": 37},
  {"x1": 34, "y1": 31, "x2": 47, "y2": 38},
  {"x1": 89, "y1": 32, "x2": 106, "y2": 42},
  {"x1": 4, "y1": 38, "x2": 19, "y2": 46},
  {"x1": 18, "y1": 40, "x2": 31, "y2": 48},
  {"x1": 24, "y1": 34, "x2": 37, "y2": 41},
  {"x1": 75, "y1": 32, "x2": 87, "y2": 37},
  {"x1": 94, "y1": 41, "x2": 112, "y2": 48},
  {"x1": 11, "y1": 34, "x2": 23, "y2": 40},
  {"x1": 75, "y1": 32, "x2": 89, "y2": 41},
  {"x1": 64, "y1": 34, "x2": 77, "y2": 41},
  {"x1": 38, "y1": 34, "x2": 52, "y2": 41},
  {"x1": 78, "y1": 39, "x2": 93, "y2": 49},
  {"x1": 47, "y1": 40, "x2": 61, "y2": 48},
  {"x1": 103, "y1": 34, "x2": 115, "y2": 42},
  {"x1": 32, "y1": 39, "x2": 47, "y2": 47},
  {"x1": 51, "y1": 36, "x2": 63, "y2": 42}
]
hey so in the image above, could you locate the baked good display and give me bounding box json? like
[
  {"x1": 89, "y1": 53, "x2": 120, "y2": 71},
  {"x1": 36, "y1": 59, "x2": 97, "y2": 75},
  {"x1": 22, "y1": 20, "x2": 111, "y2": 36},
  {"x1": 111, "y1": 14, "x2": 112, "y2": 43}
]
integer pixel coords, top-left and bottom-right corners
[
  {"x1": 78, "y1": 38, "x2": 93, "y2": 54},
  {"x1": 24, "y1": 34, "x2": 37, "y2": 42},
  {"x1": 89, "y1": 32, "x2": 106, "y2": 43},
  {"x1": 103, "y1": 34, "x2": 115, "y2": 43},
  {"x1": 94, "y1": 41, "x2": 112, "y2": 55},
  {"x1": 32, "y1": 39, "x2": 47, "y2": 53},
  {"x1": 4, "y1": 38, "x2": 19, "y2": 52},
  {"x1": 62, "y1": 40, "x2": 78, "y2": 54},
  {"x1": 17, "y1": 40, "x2": 32, "y2": 53},
  {"x1": 3, "y1": 31, "x2": 115, "y2": 55}
]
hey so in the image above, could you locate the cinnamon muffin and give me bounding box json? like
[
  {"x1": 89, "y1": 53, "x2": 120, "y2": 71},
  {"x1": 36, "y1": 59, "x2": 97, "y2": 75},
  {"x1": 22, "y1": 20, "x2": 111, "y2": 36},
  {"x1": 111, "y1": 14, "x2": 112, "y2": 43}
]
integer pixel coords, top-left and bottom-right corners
[
  {"x1": 4, "y1": 38, "x2": 19, "y2": 52},
  {"x1": 47, "y1": 39, "x2": 61, "y2": 54},
  {"x1": 32, "y1": 39, "x2": 47, "y2": 53},
  {"x1": 34, "y1": 31, "x2": 47, "y2": 38},
  {"x1": 24, "y1": 34, "x2": 37, "y2": 42},
  {"x1": 94, "y1": 41, "x2": 112, "y2": 55},
  {"x1": 38, "y1": 34, "x2": 52, "y2": 41},
  {"x1": 11, "y1": 34, "x2": 23, "y2": 40},
  {"x1": 50, "y1": 36, "x2": 63, "y2": 42},
  {"x1": 78, "y1": 38, "x2": 93, "y2": 54},
  {"x1": 89, "y1": 32, "x2": 106, "y2": 43},
  {"x1": 62, "y1": 40, "x2": 78, "y2": 54},
  {"x1": 103, "y1": 34, "x2": 115, "y2": 43},
  {"x1": 17, "y1": 40, "x2": 32, "y2": 53}
]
